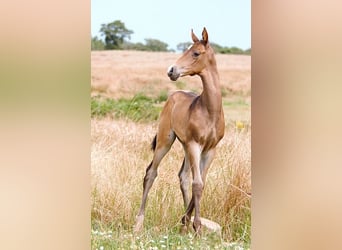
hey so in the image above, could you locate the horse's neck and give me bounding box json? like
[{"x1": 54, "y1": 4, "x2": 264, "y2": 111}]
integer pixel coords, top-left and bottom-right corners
[{"x1": 199, "y1": 63, "x2": 222, "y2": 116}]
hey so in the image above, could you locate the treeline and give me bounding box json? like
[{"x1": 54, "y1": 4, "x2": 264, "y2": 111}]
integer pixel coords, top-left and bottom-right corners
[
  {"x1": 91, "y1": 37, "x2": 171, "y2": 52},
  {"x1": 176, "y1": 42, "x2": 251, "y2": 55},
  {"x1": 92, "y1": 20, "x2": 250, "y2": 55}
]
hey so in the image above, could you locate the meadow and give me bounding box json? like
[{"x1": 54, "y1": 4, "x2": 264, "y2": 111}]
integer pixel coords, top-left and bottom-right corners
[{"x1": 91, "y1": 50, "x2": 251, "y2": 249}]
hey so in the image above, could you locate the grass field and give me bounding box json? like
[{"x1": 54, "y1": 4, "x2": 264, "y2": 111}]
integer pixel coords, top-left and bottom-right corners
[{"x1": 91, "y1": 50, "x2": 251, "y2": 249}]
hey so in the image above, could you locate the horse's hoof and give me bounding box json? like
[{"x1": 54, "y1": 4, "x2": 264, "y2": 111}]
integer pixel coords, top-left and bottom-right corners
[
  {"x1": 194, "y1": 227, "x2": 202, "y2": 237},
  {"x1": 180, "y1": 225, "x2": 188, "y2": 235},
  {"x1": 133, "y1": 215, "x2": 144, "y2": 233},
  {"x1": 193, "y1": 219, "x2": 202, "y2": 236}
]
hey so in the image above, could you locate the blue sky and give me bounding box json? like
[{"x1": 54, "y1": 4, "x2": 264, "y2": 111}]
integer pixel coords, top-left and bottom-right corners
[{"x1": 91, "y1": 0, "x2": 250, "y2": 51}]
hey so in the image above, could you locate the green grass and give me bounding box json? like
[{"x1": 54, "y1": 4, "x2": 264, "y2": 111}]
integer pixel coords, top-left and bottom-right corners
[
  {"x1": 91, "y1": 223, "x2": 249, "y2": 250},
  {"x1": 223, "y1": 99, "x2": 249, "y2": 108},
  {"x1": 155, "y1": 90, "x2": 168, "y2": 103},
  {"x1": 91, "y1": 93, "x2": 167, "y2": 122},
  {"x1": 175, "y1": 80, "x2": 187, "y2": 90}
]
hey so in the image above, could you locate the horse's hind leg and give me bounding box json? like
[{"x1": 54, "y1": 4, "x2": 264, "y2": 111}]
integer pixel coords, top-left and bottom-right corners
[{"x1": 133, "y1": 128, "x2": 176, "y2": 233}]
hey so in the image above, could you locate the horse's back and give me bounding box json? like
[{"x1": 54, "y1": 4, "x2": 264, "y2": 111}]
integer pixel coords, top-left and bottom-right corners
[{"x1": 169, "y1": 90, "x2": 197, "y2": 104}]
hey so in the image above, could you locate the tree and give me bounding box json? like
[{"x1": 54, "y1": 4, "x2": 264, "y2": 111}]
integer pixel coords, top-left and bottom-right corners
[
  {"x1": 91, "y1": 36, "x2": 105, "y2": 50},
  {"x1": 100, "y1": 20, "x2": 133, "y2": 50},
  {"x1": 209, "y1": 42, "x2": 223, "y2": 53},
  {"x1": 144, "y1": 39, "x2": 169, "y2": 51},
  {"x1": 122, "y1": 41, "x2": 147, "y2": 51},
  {"x1": 229, "y1": 46, "x2": 245, "y2": 54},
  {"x1": 176, "y1": 42, "x2": 192, "y2": 52},
  {"x1": 244, "y1": 48, "x2": 251, "y2": 55}
]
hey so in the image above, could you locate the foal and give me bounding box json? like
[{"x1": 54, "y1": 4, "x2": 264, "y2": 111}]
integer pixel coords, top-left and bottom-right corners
[{"x1": 134, "y1": 28, "x2": 225, "y2": 235}]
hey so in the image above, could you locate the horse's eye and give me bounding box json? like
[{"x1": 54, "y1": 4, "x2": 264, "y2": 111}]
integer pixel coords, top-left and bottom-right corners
[{"x1": 193, "y1": 51, "x2": 200, "y2": 57}]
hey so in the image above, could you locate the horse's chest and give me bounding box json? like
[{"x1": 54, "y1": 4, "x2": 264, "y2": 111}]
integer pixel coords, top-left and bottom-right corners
[{"x1": 191, "y1": 121, "x2": 223, "y2": 150}]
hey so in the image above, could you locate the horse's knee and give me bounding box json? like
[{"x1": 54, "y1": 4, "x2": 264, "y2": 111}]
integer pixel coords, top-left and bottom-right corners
[{"x1": 192, "y1": 181, "x2": 203, "y2": 197}]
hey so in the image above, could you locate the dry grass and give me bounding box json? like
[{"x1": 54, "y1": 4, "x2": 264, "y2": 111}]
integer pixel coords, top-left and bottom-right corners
[
  {"x1": 91, "y1": 118, "x2": 251, "y2": 243},
  {"x1": 91, "y1": 50, "x2": 251, "y2": 247},
  {"x1": 91, "y1": 50, "x2": 251, "y2": 99},
  {"x1": 91, "y1": 50, "x2": 251, "y2": 128}
]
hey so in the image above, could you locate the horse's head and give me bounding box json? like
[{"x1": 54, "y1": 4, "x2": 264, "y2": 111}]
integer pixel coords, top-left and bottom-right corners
[{"x1": 167, "y1": 27, "x2": 214, "y2": 81}]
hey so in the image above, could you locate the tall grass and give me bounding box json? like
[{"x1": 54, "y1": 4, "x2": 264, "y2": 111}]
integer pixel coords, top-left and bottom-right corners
[{"x1": 91, "y1": 118, "x2": 251, "y2": 249}]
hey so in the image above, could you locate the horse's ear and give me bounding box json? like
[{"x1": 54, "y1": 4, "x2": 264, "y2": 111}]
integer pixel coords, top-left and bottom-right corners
[
  {"x1": 202, "y1": 27, "x2": 208, "y2": 45},
  {"x1": 191, "y1": 29, "x2": 199, "y2": 43}
]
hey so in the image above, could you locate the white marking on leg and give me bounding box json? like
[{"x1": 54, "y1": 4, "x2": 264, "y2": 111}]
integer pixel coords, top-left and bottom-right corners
[{"x1": 188, "y1": 142, "x2": 202, "y2": 185}]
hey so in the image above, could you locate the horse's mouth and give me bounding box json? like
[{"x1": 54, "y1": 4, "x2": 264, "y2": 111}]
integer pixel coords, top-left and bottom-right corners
[
  {"x1": 167, "y1": 65, "x2": 181, "y2": 81},
  {"x1": 168, "y1": 73, "x2": 180, "y2": 81}
]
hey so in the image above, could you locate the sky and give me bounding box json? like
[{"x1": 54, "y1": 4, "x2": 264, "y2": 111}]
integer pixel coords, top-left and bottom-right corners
[{"x1": 91, "y1": 0, "x2": 250, "y2": 51}]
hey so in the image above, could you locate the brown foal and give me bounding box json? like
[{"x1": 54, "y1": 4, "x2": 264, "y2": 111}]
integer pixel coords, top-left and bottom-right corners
[{"x1": 134, "y1": 28, "x2": 225, "y2": 235}]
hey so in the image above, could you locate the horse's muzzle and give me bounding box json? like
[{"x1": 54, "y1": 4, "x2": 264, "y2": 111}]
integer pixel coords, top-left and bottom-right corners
[{"x1": 167, "y1": 65, "x2": 180, "y2": 81}]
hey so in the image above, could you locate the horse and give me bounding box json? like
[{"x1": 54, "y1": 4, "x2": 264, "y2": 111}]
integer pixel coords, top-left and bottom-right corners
[{"x1": 134, "y1": 27, "x2": 225, "y2": 235}]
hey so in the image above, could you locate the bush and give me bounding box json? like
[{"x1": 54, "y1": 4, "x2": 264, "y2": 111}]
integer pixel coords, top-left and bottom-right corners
[
  {"x1": 91, "y1": 36, "x2": 105, "y2": 50},
  {"x1": 91, "y1": 93, "x2": 166, "y2": 122},
  {"x1": 121, "y1": 39, "x2": 170, "y2": 52},
  {"x1": 91, "y1": 96, "x2": 115, "y2": 116}
]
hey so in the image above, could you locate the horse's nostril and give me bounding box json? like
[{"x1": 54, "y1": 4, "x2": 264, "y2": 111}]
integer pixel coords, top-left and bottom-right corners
[{"x1": 167, "y1": 66, "x2": 174, "y2": 77}]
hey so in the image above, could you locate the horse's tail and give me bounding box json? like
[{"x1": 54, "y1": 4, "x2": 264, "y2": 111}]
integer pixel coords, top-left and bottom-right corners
[{"x1": 151, "y1": 135, "x2": 157, "y2": 151}]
